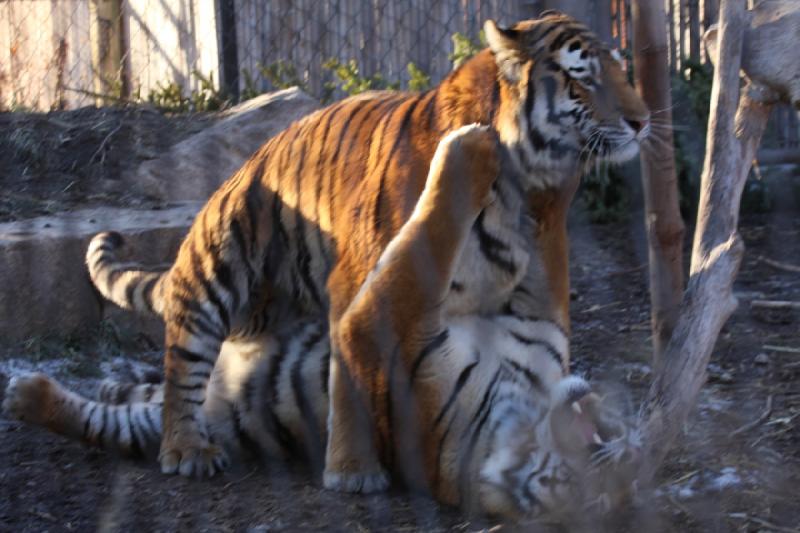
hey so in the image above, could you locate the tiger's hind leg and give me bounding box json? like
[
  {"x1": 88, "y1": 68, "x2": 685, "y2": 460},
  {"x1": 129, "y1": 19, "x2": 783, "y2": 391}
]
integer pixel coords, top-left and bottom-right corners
[
  {"x1": 323, "y1": 124, "x2": 501, "y2": 493},
  {"x1": 156, "y1": 182, "x2": 276, "y2": 478}
]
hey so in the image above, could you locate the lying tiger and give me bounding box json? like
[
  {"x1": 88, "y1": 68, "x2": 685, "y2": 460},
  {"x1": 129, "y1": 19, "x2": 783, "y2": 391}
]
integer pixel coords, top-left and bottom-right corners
[
  {"x1": 79, "y1": 12, "x2": 649, "y2": 487},
  {"x1": 4, "y1": 127, "x2": 639, "y2": 519}
]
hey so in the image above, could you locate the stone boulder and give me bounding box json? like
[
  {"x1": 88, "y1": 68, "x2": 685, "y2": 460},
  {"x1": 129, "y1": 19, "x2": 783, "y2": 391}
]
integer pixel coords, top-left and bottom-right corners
[
  {"x1": 0, "y1": 203, "x2": 201, "y2": 343},
  {"x1": 127, "y1": 87, "x2": 320, "y2": 201}
]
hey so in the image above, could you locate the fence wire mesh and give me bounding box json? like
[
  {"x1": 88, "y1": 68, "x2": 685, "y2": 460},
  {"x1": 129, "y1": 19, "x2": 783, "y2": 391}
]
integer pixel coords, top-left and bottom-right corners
[
  {"x1": 1, "y1": 0, "x2": 534, "y2": 111},
  {"x1": 0, "y1": 0, "x2": 796, "y2": 148}
]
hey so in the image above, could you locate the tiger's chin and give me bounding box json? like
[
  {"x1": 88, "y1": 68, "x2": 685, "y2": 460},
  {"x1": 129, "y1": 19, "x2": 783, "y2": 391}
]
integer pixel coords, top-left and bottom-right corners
[{"x1": 601, "y1": 139, "x2": 641, "y2": 165}]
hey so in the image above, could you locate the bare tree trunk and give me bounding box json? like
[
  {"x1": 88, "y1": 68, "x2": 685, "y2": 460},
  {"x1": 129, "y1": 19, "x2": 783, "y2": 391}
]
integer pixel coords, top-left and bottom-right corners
[
  {"x1": 591, "y1": 0, "x2": 613, "y2": 44},
  {"x1": 688, "y1": 0, "x2": 701, "y2": 61},
  {"x1": 638, "y1": 0, "x2": 773, "y2": 482},
  {"x1": 543, "y1": 0, "x2": 592, "y2": 25},
  {"x1": 668, "y1": 0, "x2": 677, "y2": 72},
  {"x1": 89, "y1": 0, "x2": 123, "y2": 105},
  {"x1": 632, "y1": 1, "x2": 686, "y2": 363},
  {"x1": 703, "y1": 0, "x2": 719, "y2": 29}
]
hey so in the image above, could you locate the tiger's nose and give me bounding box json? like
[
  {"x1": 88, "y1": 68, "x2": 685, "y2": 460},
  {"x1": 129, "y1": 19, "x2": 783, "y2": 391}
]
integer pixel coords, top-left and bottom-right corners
[{"x1": 625, "y1": 118, "x2": 647, "y2": 132}]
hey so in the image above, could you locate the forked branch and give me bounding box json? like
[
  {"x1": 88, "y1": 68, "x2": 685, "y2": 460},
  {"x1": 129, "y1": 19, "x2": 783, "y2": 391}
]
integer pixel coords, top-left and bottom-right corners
[{"x1": 637, "y1": 0, "x2": 775, "y2": 483}]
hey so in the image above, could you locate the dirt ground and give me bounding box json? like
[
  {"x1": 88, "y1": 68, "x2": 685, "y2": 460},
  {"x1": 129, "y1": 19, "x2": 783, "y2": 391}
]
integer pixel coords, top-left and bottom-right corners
[
  {"x1": 0, "y1": 107, "x2": 213, "y2": 222},
  {"x1": 0, "y1": 106, "x2": 798, "y2": 532}
]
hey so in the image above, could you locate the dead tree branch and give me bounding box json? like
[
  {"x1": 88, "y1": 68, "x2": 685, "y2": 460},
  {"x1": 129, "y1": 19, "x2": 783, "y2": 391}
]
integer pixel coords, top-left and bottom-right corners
[
  {"x1": 632, "y1": 1, "x2": 686, "y2": 363},
  {"x1": 637, "y1": 0, "x2": 774, "y2": 483}
]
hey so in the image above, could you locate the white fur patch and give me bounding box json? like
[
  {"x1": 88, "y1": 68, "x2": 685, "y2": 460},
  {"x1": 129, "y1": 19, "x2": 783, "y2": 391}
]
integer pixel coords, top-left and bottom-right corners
[{"x1": 552, "y1": 375, "x2": 591, "y2": 406}]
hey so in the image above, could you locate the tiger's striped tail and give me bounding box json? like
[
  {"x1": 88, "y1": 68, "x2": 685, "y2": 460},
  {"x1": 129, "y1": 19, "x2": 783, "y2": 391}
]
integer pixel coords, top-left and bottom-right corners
[
  {"x1": 3, "y1": 373, "x2": 163, "y2": 457},
  {"x1": 86, "y1": 232, "x2": 167, "y2": 316}
]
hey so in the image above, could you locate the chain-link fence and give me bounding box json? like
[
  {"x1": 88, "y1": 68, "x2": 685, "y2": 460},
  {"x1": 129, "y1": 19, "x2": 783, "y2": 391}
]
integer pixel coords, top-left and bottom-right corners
[
  {"x1": 1, "y1": 0, "x2": 797, "y2": 150},
  {"x1": 1, "y1": 0, "x2": 538, "y2": 111}
]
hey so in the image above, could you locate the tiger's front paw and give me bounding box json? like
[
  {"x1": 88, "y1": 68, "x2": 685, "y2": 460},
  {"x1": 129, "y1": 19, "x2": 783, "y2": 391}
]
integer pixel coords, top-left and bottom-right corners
[
  {"x1": 3, "y1": 373, "x2": 58, "y2": 426},
  {"x1": 438, "y1": 124, "x2": 502, "y2": 209},
  {"x1": 159, "y1": 436, "x2": 229, "y2": 478},
  {"x1": 323, "y1": 467, "x2": 390, "y2": 494}
]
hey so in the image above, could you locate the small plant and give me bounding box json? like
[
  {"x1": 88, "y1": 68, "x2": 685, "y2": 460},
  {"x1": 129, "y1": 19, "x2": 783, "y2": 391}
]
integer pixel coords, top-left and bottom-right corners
[
  {"x1": 144, "y1": 71, "x2": 228, "y2": 113},
  {"x1": 449, "y1": 31, "x2": 485, "y2": 68},
  {"x1": 407, "y1": 62, "x2": 431, "y2": 91},
  {"x1": 322, "y1": 58, "x2": 400, "y2": 98},
  {"x1": 260, "y1": 60, "x2": 306, "y2": 91},
  {"x1": 580, "y1": 162, "x2": 632, "y2": 223}
]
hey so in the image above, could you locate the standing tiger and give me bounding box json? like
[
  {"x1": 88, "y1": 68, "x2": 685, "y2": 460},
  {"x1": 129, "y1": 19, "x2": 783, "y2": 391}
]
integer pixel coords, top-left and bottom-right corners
[
  {"x1": 84, "y1": 12, "x2": 649, "y2": 490},
  {"x1": 5, "y1": 126, "x2": 640, "y2": 518}
]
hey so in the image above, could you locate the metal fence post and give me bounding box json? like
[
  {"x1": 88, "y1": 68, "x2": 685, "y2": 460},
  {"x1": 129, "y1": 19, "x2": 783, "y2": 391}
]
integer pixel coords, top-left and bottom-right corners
[{"x1": 218, "y1": 0, "x2": 240, "y2": 100}]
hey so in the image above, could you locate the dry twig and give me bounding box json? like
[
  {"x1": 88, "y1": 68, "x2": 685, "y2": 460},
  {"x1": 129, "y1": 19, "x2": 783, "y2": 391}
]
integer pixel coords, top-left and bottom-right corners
[
  {"x1": 763, "y1": 345, "x2": 800, "y2": 354},
  {"x1": 757, "y1": 255, "x2": 800, "y2": 274},
  {"x1": 730, "y1": 394, "x2": 773, "y2": 437},
  {"x1": 221, "y1": 467, "x2": 258, "y2": 490},
  {"x1": 750, "y1": 300, "x2": 800, "y2": 310}
]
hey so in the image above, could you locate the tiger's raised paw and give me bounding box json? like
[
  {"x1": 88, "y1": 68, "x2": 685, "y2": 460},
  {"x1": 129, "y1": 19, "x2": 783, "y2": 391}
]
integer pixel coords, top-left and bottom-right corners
[
  {"x1": 159, "y1": 441, "x2": 230, "y2": 478},
  {"x1": 434, "y1": 124, "x2": 502, "y2": 211},
  {"x1": 2, "y1": 373, "x2": 58, "y2": 426},
  {"x1": 323, "y1": 468, "x2": 390, "y2": 494}
]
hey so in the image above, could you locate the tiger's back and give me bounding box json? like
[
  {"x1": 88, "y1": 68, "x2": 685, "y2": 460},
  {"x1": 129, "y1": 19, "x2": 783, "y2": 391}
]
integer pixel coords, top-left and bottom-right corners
[{"x1": 84, "y1": 12, "x2": 650, "y2": 481}]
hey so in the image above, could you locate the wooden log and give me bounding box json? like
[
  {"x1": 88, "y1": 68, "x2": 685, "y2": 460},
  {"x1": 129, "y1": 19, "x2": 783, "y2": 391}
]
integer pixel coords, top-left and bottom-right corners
[{"x1": 756, "y1": 148, "x2": 800, "y2": 166}]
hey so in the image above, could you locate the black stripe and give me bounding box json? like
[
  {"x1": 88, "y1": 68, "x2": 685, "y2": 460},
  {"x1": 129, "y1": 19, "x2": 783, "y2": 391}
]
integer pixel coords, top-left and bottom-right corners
[
  {"x1": 241, "y1": 376, "x2": 256, "y2": 413},
  {"x1": 434, "y1": 355, "x2": 479, "y2": 426},
  {"x1": 125, "y1": 405, "x2": 143, "y2": 457},
  {"x1": 165, "y1": 379, "x2": 205, "y2": 392},
  {"x1": 474, "y1": 211, "x2": 517, "y2": 275},
  {"x1": 312, "y1": 106, "x2": 343, "y2": 276},
  {"x1": 509, "y1": 331, "x2": 563, "y2": 365},
  {"x1": 373, "y1": 98, "x2": 418, "y2": 232},
  {"x1": 83, "y1": 404, "x2": 97, "y2": 440},
  {"x1": 504, "y1": 358, "x2": 544, "y2": 391},
  {"x1": 141, "y1": 275, "x2": 160, "y2": 313},
  {"x1": 488, "y1": 78, "x2": 501, "y2": 125},
  {"x1": 433, "y1": 404, "x2": 458, "y2": 491},
  {"x1": 262, "y1": 339, "x2": 296, "y2": 452},
  {"x1": 230, "y1": 218, "x2": 255, "y2": 283},
  {"x1": 168, "y1": 345, "x2": 214, "y2": 365},
  {"x1": 232, "y1": 406, "x2": 261, "y2": 457},
  {"x1": 110, "y1": 407, "x2": 121, "y2": 447},
  {"x1": 329, "y1": 97, "x2": 400, "y2": 228},
  {"x1": 244, "y1": 173, "x2": 263, "y2": 251},
  {"x1": 533, "y1": 21, "x2": 560, "y2": 43},
  {"x1": 320, "y1": 349, "x2": 330, "y2": 396},
  {"x1": 421, "y1": 90, "x2": 438, "y2": 132},
  {"x1": 188, "y1": 247, "x2": 231, "y2": 332},
  {"x1": 408, "y1": 330, "x2": 449, "y2": 383},
  {"x1": 181, "y1": 398, "x2": 204, "y2": 406},
  {"x1": 458, "y1": 367, "x2": 504, "y2": 504},
  {"x1": 97, "y1": 406, "x2": 108, "y2": 445},
  {"x1": 292, "y1": 138, "x2": 324, "y2": 308},
  {"x1": 291, "y1": 327, "x2": 327, "y2": 467},
  {"x1": 141, "y1": 384, "x2": 156, "y2": 403},
  {"x1": 524, "y1": 71, "x2": 536, "y2": 124},
  {"x1": 171, "y1": 277, "x2": 225, "y2": 339},
  {"x1": 549, "y1": 27, "x2": 584, "y2": 52},
  {"x1": 213, "y1": 260, "x2": 238, "y2": 312},
  {"x1": 124, "y1": 277, "x2": 139, "y2": 308},
  {"x1": 142, "y1": 406, "x2": 159, "y2": 438}
]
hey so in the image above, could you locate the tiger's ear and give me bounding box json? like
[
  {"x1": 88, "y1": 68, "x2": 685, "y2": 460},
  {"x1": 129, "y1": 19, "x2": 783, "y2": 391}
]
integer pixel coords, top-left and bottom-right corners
[{"x1": 484, "y1": 20, "x2": 525, "y2": 83}]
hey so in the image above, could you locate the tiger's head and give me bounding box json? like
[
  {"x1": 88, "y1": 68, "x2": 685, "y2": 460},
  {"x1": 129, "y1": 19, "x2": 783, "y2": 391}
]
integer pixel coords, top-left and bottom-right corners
[
  {"x1": 485, "y1": 12, "x2": 650, "y2": 187},
  {"x1": 478, "y1": 376, "x2": 641, "y2": 520}
]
